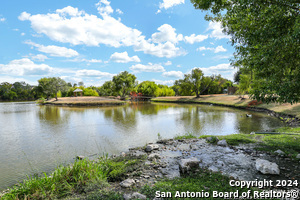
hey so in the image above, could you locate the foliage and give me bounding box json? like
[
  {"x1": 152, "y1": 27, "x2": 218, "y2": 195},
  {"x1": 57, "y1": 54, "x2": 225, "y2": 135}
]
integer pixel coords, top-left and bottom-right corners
[
  {"x1": 236, "y1": 74, "x2": 251, "y2": 97},
  {"x1": 137, "y1": 81, "x2": 158, "y2": 97},
  {"x1": 38, "y1": 77, "x2": 69, "y2": 100},
  {"x1": 191, "y1": 0, "x2": 300, "y2": 103},
  {"x1": 174, "y1": 69, "x2": 231, "y2": 96},
  {"x1": 112, "y1": 71, "x2": 136, "y2": 97},
  {"x1": 154, "y1": 85, "x2": 175, "y2": 97},
  {"x1": 83, "y1": 88, "x2": 99, "y2": 96},
  {"x1": 36, "y1": 97, "x2": 46, "y2": 104},
  {"x1": 0, "y1": 81, "x2": 37, "y2": 101},
  {"x1": 141, "y1": 169, "x2": 259, "y2": 200},
  {"x1": 97, "y1": 81, "x2": 117, "y2": 96},
  {"x1": 174, "y1": 133, "x2": 197, "y2": 140}
]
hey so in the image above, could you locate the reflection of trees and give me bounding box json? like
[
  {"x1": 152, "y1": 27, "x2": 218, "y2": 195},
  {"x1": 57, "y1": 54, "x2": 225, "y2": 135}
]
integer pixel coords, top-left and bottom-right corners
[
  {"x1": 135, "y1": 103, "x2": 170, "y2": 115},
  {"x1": 102, "y1": 106, "x2": 137, "y2": 130},
  {"x1": 178, "y1": 105, "x2": 225, "y2": 133},
  {"x1": 38, "y1": 106, "x2": 70, "y2": 125}
]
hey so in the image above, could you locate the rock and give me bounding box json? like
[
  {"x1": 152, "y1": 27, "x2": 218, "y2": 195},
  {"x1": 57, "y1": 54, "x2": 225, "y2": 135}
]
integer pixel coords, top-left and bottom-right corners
[
  {"x1": 274, "y1": 149, "x2": 285, "y2": 155},
  {"x1": 148, "y1": 153, "x2": 161, "y2": 161},
  {"x1": 76, "y1": 155, "x2": 85, "y2": 160},
  {"x1": 145, "y1": 144, "x2": 159, "y2": 152},
  {"x1": 208, "y1": 166, "x2": 219, "y2": 172},
  {"x1": 120, "y1": 179, "x2": 135, "y2": 188},
  {"x1": 255, "y1": 159, "x2": 280, "y2": 175},
  {"x1": 177, "y1": 144, "x2": 191, "y2": 151},
  {"x1": 217, "y1": 139, "x2": 228, "y2": 147},
  {"x1": 121, "y1": 152, "x2": 126, "y2": 157},
  {"x1": 179, "y1": 157, "x2": 200, "y2": 174},
  {"x1": 296, "y1": 154, "x2": 300, "y2": 159},
  {"x1": 132, "y1": 192, "x2": 146, "y2": 199}
]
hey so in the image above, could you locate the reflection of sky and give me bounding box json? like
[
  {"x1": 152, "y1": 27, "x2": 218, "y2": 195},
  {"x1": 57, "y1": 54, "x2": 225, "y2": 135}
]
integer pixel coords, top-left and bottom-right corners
[{"x1": 0, "y1": 102, "x2": 285, "y2": 190}]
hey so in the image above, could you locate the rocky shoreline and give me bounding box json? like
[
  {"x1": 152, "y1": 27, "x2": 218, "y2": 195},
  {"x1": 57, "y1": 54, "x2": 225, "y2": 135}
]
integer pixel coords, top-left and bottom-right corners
[{"x1": 113, "y1": 137, "x2": 300, "y2": 199}]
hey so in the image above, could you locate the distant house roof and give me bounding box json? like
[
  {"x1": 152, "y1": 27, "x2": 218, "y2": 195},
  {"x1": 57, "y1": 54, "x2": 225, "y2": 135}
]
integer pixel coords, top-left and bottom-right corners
[{"x1": 73, "y1": 88, "x2": 83, "y2": 92}]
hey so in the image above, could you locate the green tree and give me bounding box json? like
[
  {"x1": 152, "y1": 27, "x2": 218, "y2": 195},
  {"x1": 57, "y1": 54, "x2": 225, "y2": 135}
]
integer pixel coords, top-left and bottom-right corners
[
  {"x1": 112, "y1": 71, "x2": 136, "y2": 98},
  {"x1": 191, "y1": 0, "x2": 300, "y2": 103},
  {"x1": 191, "y1": 68, "x2": 204, "y2": 97},
  {"x1": 137, "y1": 81, "x2": 158, "y2": 97},
  {"x1": 38, "y1": 77, "x2": 69, "y2": 100},
  {"x1": 83, "y1": 88, "x2": 99, "y2": 96},
  {"x1": 98, "y1": 81, "x2": 117, "y2": 96},
  {"x1": 236, "y1": 74, "x2": 251, "y2": 98}
]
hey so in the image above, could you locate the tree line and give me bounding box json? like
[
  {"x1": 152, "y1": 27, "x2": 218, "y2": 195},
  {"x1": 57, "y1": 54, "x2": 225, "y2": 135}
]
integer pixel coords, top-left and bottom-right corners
[{"x1": 0, "y1": 69, "x2": 233, "y2": 101}]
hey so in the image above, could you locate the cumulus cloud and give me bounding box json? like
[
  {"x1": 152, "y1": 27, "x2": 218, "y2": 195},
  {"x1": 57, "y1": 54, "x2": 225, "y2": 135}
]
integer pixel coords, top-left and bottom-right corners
[
  {"x1": 0, "y1": 58, "x2": 53, "y2": 76},
  {"x1": 159, "y1": 0, "x2": 185, "y2": 10},
  {"x1": 110, "y1": 51, "x2": 140, "y2": 63},
  {"x1": 76, "y1": 69, "x2": 115, "y2": 78},
  {"x1": 152, "y1": 79, "x2": 174, "y2": 86},
  {"x1": 130, "y1": 63, "x2": 165, "y2": 73},
  {"x1": 25, "y1": 41, "x2": 79, "y2": 57},
  {"x1": 207, "y1": 21, "x2": 231, "y2": 40},
  {"x1": 31, "y1": 54, "x2": 49, "y2": 61},
  {"x1": 162, "y1": 71, "x2": 184, "y2": 79},
  {"x1": 184, "y1": 34, "x2": 208, "y2": 44},
  {"x1": 196, "y1": 63, "x2": 237, "y2": 80},
  {"x1": 197, "y1": 45, "x2": 227, "y2": 53},
  {"x1": 151, "y1": 24, "x2": 183, "y2": 44},
  {"x1": 18, "y1": 4, "x2": 186, "y2": 58}
]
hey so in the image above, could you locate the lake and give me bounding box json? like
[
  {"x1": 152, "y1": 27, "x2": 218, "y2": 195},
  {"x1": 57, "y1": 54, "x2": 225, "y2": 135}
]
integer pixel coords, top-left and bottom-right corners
[{"x1": 0, "y1": 101, "x2": 285, "y2": 190}]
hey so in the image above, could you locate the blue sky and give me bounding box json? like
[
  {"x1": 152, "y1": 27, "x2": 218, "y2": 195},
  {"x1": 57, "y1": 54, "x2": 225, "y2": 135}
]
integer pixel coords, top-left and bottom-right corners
[{"x1": 0, "y1": 0, "x2": 236, "y2": 86}]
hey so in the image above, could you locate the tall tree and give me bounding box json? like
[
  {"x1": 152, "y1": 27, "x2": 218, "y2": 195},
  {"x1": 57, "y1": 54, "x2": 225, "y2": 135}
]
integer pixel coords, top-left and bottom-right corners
[
  {"x1": 191, "y1": 68, "x2": 204, "y2": 98},
  {"x1": 191, "y1": 0, "x2": 300, "y2": 103},
  {"x1": 112, "y1": 71, "x2": 136, "y2": 98},
  {"x1": 38, "y1": 77, "x2": 68, "y2": 100}
]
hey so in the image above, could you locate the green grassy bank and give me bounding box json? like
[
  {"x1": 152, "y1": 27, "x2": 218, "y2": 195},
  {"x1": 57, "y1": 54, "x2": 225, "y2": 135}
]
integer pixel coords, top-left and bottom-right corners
[{"x1": 1, "y1": 127, "x2": 299, "y2": 200}]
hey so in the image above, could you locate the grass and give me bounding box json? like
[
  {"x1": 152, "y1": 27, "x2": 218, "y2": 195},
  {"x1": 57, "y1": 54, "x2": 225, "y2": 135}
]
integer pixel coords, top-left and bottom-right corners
[
  {"x1": 174, "y1": 132, "x2": 197, "y2": 140},
  {"x1": 140, "y1": 169, "x2": 261, "y2": 200},
  {"x1": 1, "y1": 155, "x2": 146, "y2": 200}
]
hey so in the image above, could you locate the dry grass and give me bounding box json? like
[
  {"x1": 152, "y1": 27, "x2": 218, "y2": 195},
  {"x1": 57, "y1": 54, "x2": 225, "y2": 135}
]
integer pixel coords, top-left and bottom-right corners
[
  {"x1": 45, "y1": 96, "x2": 126, "y2": 106},
  {"x1": 153, "y1": 95, "x2": 300, "y2": 118}
]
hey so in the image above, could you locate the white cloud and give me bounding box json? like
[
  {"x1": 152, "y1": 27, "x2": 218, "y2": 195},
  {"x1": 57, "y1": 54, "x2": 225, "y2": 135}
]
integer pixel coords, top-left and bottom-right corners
[
  {"x1": 162, "y1": 71, "x2": 184, "y2": 79},
  {"x1": 164, "y1": 61, "x2": 172, "y2": 66},
  {"x1": 152, "y1": 79, "x2": 174, "y2": 86},
  {"x1": 76, "y1": 69, "x2": 115, "y2": 78},
  {"x1": 0, "y1": 18, "x2": 6, "y2": 22},
  {"x1": 197, "y1": 45, "x2": 227, "y2": 53},
  {"x1": 159, "y1": 0, "x2": 185, "y2": 10},
  {"x1": 0, "y1": 76, "x2": 37, "y2": 85},
  {"x1": 116, "y1": 9, "x2": 123, "y2": 14},
  {"x1": 110, "y1": 51, "x2": 140, "y2": 63},
  {"x1": 134, "y1": 40, "x2": 186, "y2": 58},
  {"x1": 214, "y1": 46, "x2": 227, "y2": 53},
  {"x1": 31, "y1": 54, "x2": 49, "y2": 61},
  {"x1": 0, "y1": 58, "x2": 53, "y2": 76},
  {"x1": 130, "y1": 63, "x2": 165, "y2": 73},
  {"x1": 96, "y1": 0, "x2": 114, "y2": 16},
  {"x1": 19, "y1": 4, "x2": 187, "y2": 58},
  {"x1": 184, "y1": 34, "x2": 208, "y2": 44},
  {"x1": 25, "y1": 41, "x2": 79, "y2": 57},
  {"x1": 207, "y1": 21, "x2": 230, "y2": 40},
  {"x1": 151, "y1": 24, "x2": 183, "y2": 44},
  {"x1": 21, "y1": 33, "x2": 26, "y2": 36},
  {"x1": 82, "y1": 59, "x2": 102, "y2": 63},
  {"x1": 195, "y1": 63, "x2": 237, "y2": 80}
]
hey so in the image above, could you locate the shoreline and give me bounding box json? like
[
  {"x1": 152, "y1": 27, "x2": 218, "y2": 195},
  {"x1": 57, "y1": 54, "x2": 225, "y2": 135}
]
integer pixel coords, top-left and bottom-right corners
[
  {"x1": 1, "y1": 130, "x2": 299, "y2": 199},
  {"x1": 152, "y1": 96, "x2": 300, "y2": 126}
]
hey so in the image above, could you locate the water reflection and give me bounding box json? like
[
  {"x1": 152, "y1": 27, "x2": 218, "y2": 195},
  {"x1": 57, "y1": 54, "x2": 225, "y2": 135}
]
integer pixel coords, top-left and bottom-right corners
[{"x1": 0, "y1": 102, "x2": 286, "y2": 191}]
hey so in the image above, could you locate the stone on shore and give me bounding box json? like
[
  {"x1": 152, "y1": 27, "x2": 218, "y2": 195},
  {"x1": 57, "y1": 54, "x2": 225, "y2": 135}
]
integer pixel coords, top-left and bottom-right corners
[
  {"x1": 123, "y1": 192, "x2": 146, "y2": 200},
  {"x1": 145, "y1": 144, "x2": 159, "y2": 152},
  {"x1": 148, "y1": 153, "x2": 161, "y2": 161},
  {"x1": 120, "y1": 179, "x2": 135, "y2": 188},
  {"x1": 274, "y1": 149, "x2": 285, "y2": 155},
  {"x1": 217, "y1": 139, "x2": 228, "y2": 147},
  {"x1": 255, "y1": 158, "x2": 280, "y2": 175},
  {"x1": 296, "y1": 154, "x2": 300, "y2": 159},
  {"x1": 179, "y1": 157, "x2": 200, "y2": 174}
]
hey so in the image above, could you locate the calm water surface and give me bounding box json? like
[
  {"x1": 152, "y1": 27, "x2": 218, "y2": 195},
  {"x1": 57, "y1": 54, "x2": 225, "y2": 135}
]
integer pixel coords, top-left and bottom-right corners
[{"x1": 0, "y1": 102, "x2": 285, "y2": 190}]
